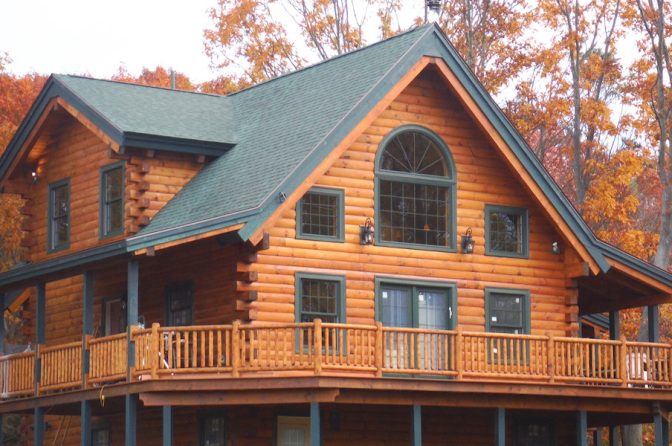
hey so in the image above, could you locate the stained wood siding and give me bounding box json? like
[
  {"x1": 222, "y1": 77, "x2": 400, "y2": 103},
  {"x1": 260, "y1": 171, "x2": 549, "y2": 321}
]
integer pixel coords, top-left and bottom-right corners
[{"x1": 241, "y1": 69, "x2": 579, "y2": 336}]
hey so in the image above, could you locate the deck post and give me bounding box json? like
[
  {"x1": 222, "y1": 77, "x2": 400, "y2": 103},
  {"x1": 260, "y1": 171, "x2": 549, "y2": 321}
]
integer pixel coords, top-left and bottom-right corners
[
  {"x1": 35, "y1": 283, "x2": 45, "y2": 395},
  {"x1": 163, "y1": 406, "x2": 173, "y2": 446},
  {"x1": 648, "y1": 305, "x2": 660, "y2": 343},
  {"x1": 127, "y1": 259, "x2": 139, "y2": 379},
  {"x1": 310, "y1": 402, "x2": 321, "y2": 446},
  {"x1": 412, "y1": 405, "x2": 422, "y2": 446},
  {"x1": 576, "y1": 411, "x2": 587, "y2": 446},
  {"x1": 125, "y1": 393, "x2": 137, "y2": 446},
  {"x1": 82, "y1": 271, "x2": 94, "y2": 388},
  {"x1": 0, "y1": 414, "x2": 3, "y2": 446},
  {"x1": 494, "y1": 408, "x2": 505, "y2": 446},
  {"x1": 609, "y1": 426, "x2": 618, "y2": 446},
  {"x1": 34, "y1": 406, "x2": 45, "y2": 446},
  {"x1": 0, "y1": 293, "x2": 5, "y2": 355},
  {"x1": 593, "y1": 428, "x2": 602, "y2": 446},
  {"x1": 81, "y1": 400, "x2": 91, "y2": 446},
  {"x1": 609, "y1": 311, "x2": 619, "y2": 340},
  {"x1": 654, "y1": 410, "x2": 669, "y2": 446}
]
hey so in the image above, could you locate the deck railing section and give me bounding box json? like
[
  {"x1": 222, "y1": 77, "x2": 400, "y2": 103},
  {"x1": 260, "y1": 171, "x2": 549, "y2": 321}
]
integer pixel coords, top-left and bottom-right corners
[{"x1": 2, "y1": 321, "x2": 672, "y2": 400}]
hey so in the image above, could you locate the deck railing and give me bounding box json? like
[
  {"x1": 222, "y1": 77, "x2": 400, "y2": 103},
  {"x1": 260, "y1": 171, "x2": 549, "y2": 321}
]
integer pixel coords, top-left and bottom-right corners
[{"x1": 1, "y1": 321, "x2": 671, "y2": 400}]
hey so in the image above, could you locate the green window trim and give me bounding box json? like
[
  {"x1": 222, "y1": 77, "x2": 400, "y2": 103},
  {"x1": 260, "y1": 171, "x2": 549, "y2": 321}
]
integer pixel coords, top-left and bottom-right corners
[
  {"x1": 294, "y1": 272, "x2": 346, "y2": 324},
  {"x1": 47, "y1": 178, "x2": 71, "y2": 253},
  {"x1": 485, "y1": 204, "x2": 529, "y2": 259},
  {"x1": 484, "y1": 287, "x2": 531, "y2": 335},
  {"x1": 165, "y1": 281, "x2": 194, "y2": 326},
  {"x1": 99, "y1": 161, "x2": 125, "y2": 239},
  {"x1": 374, "y1": 277, "x2": 457, "y2": 329},
  {"x1": 374, "y1": 125, "x2": 457, "y2": 253},
  {"x1": 198, "y1": 412, "x2": 227, "y2": 446},
  {"x1": 296, "y1": 187, "x2": 345, "y2": 242}
]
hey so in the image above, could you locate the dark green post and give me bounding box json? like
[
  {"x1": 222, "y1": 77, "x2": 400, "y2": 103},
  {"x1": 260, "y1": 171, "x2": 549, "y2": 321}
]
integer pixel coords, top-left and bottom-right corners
[
  {"x1": 310, "y1": 402, "x2": 321, "y2": 446},
  {"x1": 576, "y1": 411, "x2": 587, "y2": 446},
  {"x1": 412, "y1": 405, "x2": 422, "y2": 446},
  {"x1": 609, "y1": 426, "x2": 618, "y2": 446},
  {"x1": 609, "y1": 311, "x2": 619, "y2": 340},
  {"x1": 34, "y1": 407, "x2": 45, "y2": 446},
  {"x1": 648, "y1": 305, "x2": 660, "y2": 343},
  {"x1": 495, "y1": 408, "x2": 505, "y2": 446},
  {"x1": 81, "y1": 400, "x2": 91, "y2": 446},
  {"x1": 163, "y1": 406, "x2": 173, "y2": 446},
  {"x1": 125, "y1": 394, "x2": 137, "y2": 446}
]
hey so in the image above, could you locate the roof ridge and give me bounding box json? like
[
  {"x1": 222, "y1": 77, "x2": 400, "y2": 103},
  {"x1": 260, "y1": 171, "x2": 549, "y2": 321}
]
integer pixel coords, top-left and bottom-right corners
[
  {"x1": 228, "y1": 24, "x2": 432, "y2": 97},
  {"x1": 53, "y1": 74, "x2": 226, "y2": 98}
]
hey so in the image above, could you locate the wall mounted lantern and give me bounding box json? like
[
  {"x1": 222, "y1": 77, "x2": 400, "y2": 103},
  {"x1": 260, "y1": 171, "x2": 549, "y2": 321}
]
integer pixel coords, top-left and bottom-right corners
[
  {"x1": 461, "y1": 227, "x2": 474, "y2": 254},
  {"x1": 551, "y1": 241, "x2": 560, "y2": 255},
  {"x1": 360, "y1": 218, "x2": 375, "y2": 245}
]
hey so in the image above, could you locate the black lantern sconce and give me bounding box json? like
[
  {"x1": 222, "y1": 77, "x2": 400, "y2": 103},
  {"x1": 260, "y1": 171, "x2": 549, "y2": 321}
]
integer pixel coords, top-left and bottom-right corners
[
  {"x1": 461, "y1": 227, "x2": 474, "y2": 254},
  {"x1": 31, "y1": 169, "x2": 39, "y2": 184},
  {"x1": 360, "y1": 218, "x2": 375, "y2": 245},
  {"x1": 551, "y1": 241, "x2": 560, "y2": 255}
]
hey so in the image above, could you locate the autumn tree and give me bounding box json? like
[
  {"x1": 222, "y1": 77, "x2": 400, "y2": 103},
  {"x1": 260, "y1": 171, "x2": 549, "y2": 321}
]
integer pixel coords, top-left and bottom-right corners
[{"x1": 111, "y1": 66, "x2": 195, "y2": 91}]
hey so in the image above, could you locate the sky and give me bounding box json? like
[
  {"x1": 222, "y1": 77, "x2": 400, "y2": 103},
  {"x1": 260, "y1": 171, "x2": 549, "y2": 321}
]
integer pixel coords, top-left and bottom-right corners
[{"x1": 0, "y1": 0, "x2": 217, "y2": 83}]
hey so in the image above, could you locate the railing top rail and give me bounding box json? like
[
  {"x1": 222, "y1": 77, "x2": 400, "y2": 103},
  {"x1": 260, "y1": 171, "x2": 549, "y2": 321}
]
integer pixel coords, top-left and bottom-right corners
[
  {"x1": 88, "y1": 333, "x2": 127, "y2": 344},
  {"x1": 381, "y1": 326, "x2": 456, "y2": 335},
  {"x1": 460, "y1": 331, "x2": 548, "y2": 341},
  {"x1": 159, "y1": 325, "x2": 234, "y2": 332},
  {"x1": 40, "y1": 341, "x2": 82, "y2": 353},
  {"x1": 0, "y1": 351, "x2": 35, "y2": 361},
  {"x1": 553, "y1": 337, "x2": 621, "y2": 345},
  {"x1": 625, "y1": 341, "x2": 672, "y2": 348},
  {"x1": 322, "y1": 323, "x2": 378, "y2": 330},
  {"x1": 239, "y1": 323, "x2": 316, "y2": 330}
]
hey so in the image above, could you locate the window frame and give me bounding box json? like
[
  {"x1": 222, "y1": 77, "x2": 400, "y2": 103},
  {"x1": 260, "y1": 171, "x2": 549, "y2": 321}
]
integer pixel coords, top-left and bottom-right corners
[
  {"x1": 91, "y1": 426, "x2": 111, "y2": 446},
  {"x1": 484, "y1": 204, "x2": 529, "y2": 259},
  {"x1": 101, "y1": 295, "x2": 128, "y2": 336},
  {"x1": 374, "y1": 125, "x2": 457, "y2": 252},
  {"x1": 296, "y1": 187, "x2": 345, "y2": 242},
  {"x1": 198, "y1": 411, "x2": 227, "y2": 446},
  {"x1": 485, "y1": 287, "x2": 531, "y2": 335},
  {"x1": 294, "y1": 272, "x2": 346, "y2": 324},
  {"x1": 276, "y1": 415, "x2": 311, "y2": 446},
  {"x1": 165, "y1": 281, "x2": 194, "y2": 327},
  {"x1": 513, "y1": 416, "x2": 556, "y2": 446},
  {"x1": 374, "y1": 277, "x2": 457, "y2": 330},
  {"x1": 99, "y1": 161, "x2": 125, "y2": 239},
  {"x1": 48, "y1": 178, "x2": 71, "y2": 252}
]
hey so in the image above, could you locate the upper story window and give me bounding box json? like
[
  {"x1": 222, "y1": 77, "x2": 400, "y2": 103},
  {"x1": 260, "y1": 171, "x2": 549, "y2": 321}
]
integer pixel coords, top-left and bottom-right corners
[
  {"x1": 100, "y1": 162, "x2": 124, "y2": 238},
  {"x1": 376, "y1": 125, "x2": 456, "y2": 250},
  {"x1": 297, "y1": 187, "x2": 344, "y2": 242},
  {"x1": 485, "y1": 288, "x2": 530, "y2": 335},
  {"x1": 485, "y1": 205, "x2": 528, "y2": 258},
  {"x1": 48, "y1": 178, "x2": 70, "y2": 252},
  {"x1": 166, "y1": 282, "x2": 193, "y2": 326},
  {"x1": 295, "y1": 272, "x2": 345, "y2": 324}
]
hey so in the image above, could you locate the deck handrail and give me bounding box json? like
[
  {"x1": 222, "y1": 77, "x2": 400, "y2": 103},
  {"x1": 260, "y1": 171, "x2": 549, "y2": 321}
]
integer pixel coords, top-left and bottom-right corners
[{"x1": 1, "y1": 321, "x2": 671, "y2": 400}]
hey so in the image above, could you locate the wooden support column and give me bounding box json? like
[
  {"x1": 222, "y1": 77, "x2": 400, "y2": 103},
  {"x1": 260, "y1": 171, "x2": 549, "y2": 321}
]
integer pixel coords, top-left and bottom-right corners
[
  {"x1": 34, "y1": 407, "x2": 45, "y2": 446},
  {"x1": 82, "y1": 271, "x2": 93, "y2": 387},
  {"x1": 648, "y1": 305, "x2": 660, "y2": 343},
  {"x1": 127, "y1": 259, "x2": 139, "y2": 378},
  {"x1": 576, "y1": 411, "x2": 587, "y2": 446},
  {"x1": 125, "y1": 394, "x2": 137, "y2": 446},
  {"x1": 412, "y1": 405, "x2": 422, "y2": 446},
  {"x1": 35, "y1": 283, "x2": 45, "y2": 395},
  {"x1": 654, "y1": 411, "x2": 669, "y2": 446},
  {"x1": 81, "y1": 400, "x2": 91, "y2": 446},
  {"x1": 310, "y1": 402, "x2": 321, "y2": 446},
  {"x1": 495, "y1": 408, "x2": 505, "y2": 446},
  {"x1": 609, "y1": 310, "x2": 619, "y2": 340},
  {"x1": 163, "y1": 406, "x2": 173, "y2": 446},
  {"x1": 609, "y1": 426, "x2": 618, "y2": 446}
]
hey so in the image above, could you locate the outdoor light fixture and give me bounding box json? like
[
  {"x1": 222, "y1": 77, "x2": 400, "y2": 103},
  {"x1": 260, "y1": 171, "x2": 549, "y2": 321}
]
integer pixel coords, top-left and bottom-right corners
[
  {"x1": 426, "y1": 0, "x2": 442, "y2": 12},
  {"x1": 461, "y1": 227, "x2": 474, "y2": 254},
  {"x1": 360, "y1": 218, "x2": 375, "y2": 245},
  {"x1": 31, "y1": 170, "x2": 38, "y2": 184},
  {"x1": 551, "y1": 241, "x2": 560, "y2": 255}
]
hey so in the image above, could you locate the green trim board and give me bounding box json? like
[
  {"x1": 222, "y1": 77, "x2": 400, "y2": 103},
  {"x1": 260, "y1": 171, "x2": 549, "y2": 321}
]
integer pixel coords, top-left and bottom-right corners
[
  {"x1": 296, "y1": 187, "x2": 345, "y2": 242},
  {"x1": 99, "y1": 161, "x2": 125, "y2": 240},
  {"x1": 47, "y1": 177, "x2": 71, "y2": 253},
  {"x1": 484, "y1": 287, "x2": 531, "y2": 334},
  {"x1": 484, "y1": 204, "x2": 529, "y2": 259},
  {"x1": 374, "y1": 276, "x2": 457, "y2": 329},
  {"x1": 294, "y1": 272, "x2": 346, "y2": 324},
  {"x1": 374, "y1": 125, "x2": 457, "y2": 253}
]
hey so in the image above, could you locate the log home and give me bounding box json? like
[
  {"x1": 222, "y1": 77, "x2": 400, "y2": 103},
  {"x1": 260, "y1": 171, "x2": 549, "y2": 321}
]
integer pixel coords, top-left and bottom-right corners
[{"x1": 0, "y1": 24, "x2": 671, "y2": 446}]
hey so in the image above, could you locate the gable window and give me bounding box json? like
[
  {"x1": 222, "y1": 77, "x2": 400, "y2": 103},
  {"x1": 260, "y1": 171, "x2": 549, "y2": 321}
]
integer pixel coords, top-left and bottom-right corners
[
  {"x1": 91, "y1": 427, "x2": 110, "y2": 446},
  {"x1": 100, "y1": 162, "x2": 124, "y2": 238},
  {"x1": 296, "y1": 187, "x2": 344, "y2": 242},
  {"x1": 485, "y1": 205, "x2": 528, "y2": 258},
  {"x1": 295, "y1": 273, "x2": 345, "y2": 324},
  {"x1": 200, "y1": 414, "x2": 226, "y2": 446},
  {"x1": 376, "y1": 125, "x2": 456, "y2": 250},
  {"x1": 485, "y1": 288, "x2": 530, "y2": 335},
  {"x1": 277, "y1": 416, "x2": 310, "y2": 446},
  {"x1": 166, "y1": 282, "x2": 193, "y2": 326},
  {"x1": 48, "y1": 179, "x2": 70, "y2": 251}
]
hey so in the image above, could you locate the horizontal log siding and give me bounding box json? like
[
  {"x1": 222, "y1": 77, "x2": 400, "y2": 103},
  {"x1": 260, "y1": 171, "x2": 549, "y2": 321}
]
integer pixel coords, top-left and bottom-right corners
[
  {"x1": 246, "y1": 70, "x2": 576, "y2": 335},
  {"x1": 28, "y1": 406, "x2": 576, "y2": 446},
  {"x1": 22, "y1": 118, "x2": 124, "y2": 263}
]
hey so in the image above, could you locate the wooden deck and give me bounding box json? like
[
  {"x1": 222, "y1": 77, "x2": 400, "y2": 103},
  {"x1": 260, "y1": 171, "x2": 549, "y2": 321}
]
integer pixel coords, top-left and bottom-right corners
[{"x1": 1, "y1": 320, "x2": 671, "y2": 401}]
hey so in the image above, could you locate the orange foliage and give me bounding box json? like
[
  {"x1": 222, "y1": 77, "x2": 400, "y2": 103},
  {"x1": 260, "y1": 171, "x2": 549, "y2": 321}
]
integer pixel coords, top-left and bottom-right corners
[{"x1": 111, "y1": 66, "x2": 195, "y2": 91}]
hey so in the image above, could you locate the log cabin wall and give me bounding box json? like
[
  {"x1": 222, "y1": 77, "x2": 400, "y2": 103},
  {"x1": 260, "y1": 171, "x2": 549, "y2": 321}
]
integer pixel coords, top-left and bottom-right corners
[
  {"x1": 33, "y1": 405, "x2": 577, "y2": 446},
  {"x1": 242, "y1": 68, "x2": 581, "y2": 336}
]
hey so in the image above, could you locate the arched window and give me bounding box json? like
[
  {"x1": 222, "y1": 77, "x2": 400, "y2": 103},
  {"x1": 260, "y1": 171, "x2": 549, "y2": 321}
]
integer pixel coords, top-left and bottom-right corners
[{"x1": 375, "y1": 125, "x2": 456, "y2": 250}]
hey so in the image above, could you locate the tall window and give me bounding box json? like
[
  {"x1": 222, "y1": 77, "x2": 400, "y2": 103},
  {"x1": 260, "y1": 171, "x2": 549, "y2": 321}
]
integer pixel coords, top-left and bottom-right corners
[
  {"x1": 377, "y1": 280, "x2": 455, "y2": 330},
  {"x1": 514, "y1": 419, "x2": 554, "y2": 446},
  {"x1": 200, "y1": 414, "x2": 226, "y2": 446},
  {"x1": 485, "y1": 205, "x2": 528, "y2": 258},
  {"x1": 277, "y1": 416, "x2": 310, "y2": 446},
  {"x1": 296, "y1": 187, "x2": 344, "y2": 241},
  {"x1": 376, "y1": 126, "x2": 456, "y2": 250},
  {"x1": 91, "y1": 427, "x2": 110, "y2": 446},
  {"x1": 48, "y1": 179, "x2": 70, "y2": 251},
  {"x1": 100, "y1": 163, "x2": 124, "y2": 238},
  {"x1": 485, "y1": 288, "x2": 530, "y2": 335},
  {"x1": 166, "y1": 282, "x2": 193, "y2": 326},
  {"x1": 295, "y1": 273, "x2": 345, "y2": 323}
]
